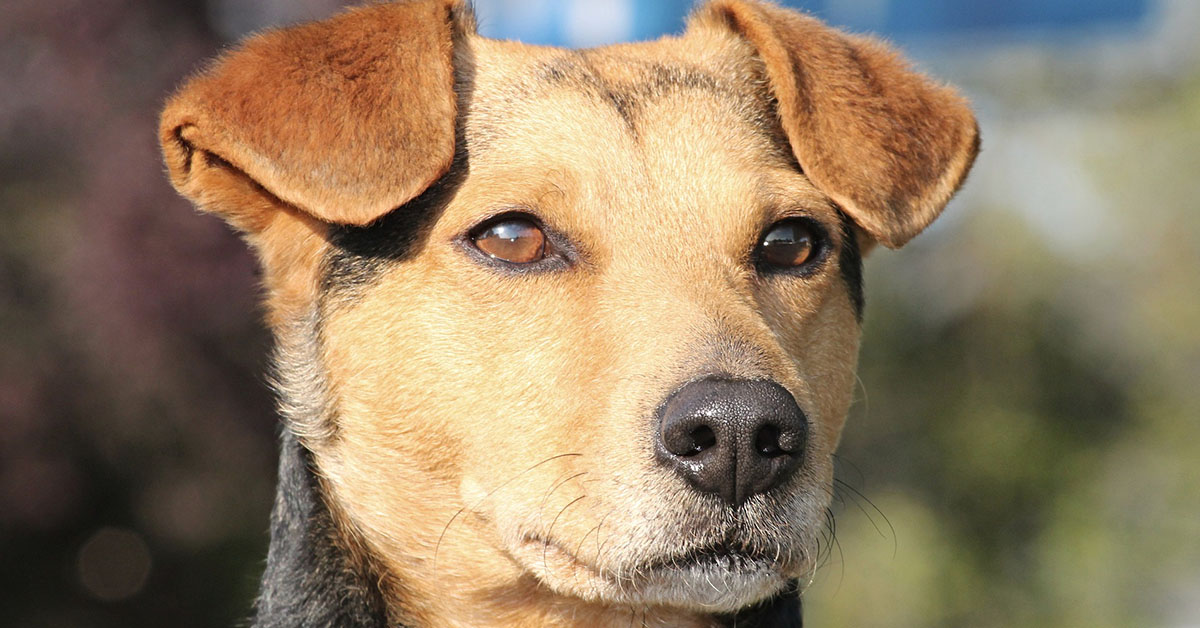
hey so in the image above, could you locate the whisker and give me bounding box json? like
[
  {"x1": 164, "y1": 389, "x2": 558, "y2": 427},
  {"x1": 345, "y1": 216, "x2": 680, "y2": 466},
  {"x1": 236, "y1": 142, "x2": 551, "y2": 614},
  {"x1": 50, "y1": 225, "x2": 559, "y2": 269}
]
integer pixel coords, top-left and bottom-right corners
[
  {"x1": 433, "y1": 452, "x2": 582, "y2": 572},
  {"x1": 853, "y1": 371, "x2": 870, "y2": 421},
  {"x1": 823, "y1": 505, "x2": 845, "y2": 593},
  {"x1": 572, "y1": 505, "x2": 616, "y2": 587},
  {"x1": 831, "y1": 453, "x2": 867, "y2": 495},
  {"x1": 833, "y1": 476, "x2": 896, "y2": 557},
  {"x1": 538, "y1": 470, "x2": 590, "y2": 520},
  {"x1": 543, "y1": 494, "x2": 588, "y2": 573}
]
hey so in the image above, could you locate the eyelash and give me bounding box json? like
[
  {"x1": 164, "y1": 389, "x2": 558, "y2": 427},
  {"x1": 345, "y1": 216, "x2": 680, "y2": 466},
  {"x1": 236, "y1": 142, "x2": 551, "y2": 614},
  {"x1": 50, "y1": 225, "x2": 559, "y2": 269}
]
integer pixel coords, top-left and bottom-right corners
[
  {"x1": 753, "y1": 217, "x2": 831, "y2": 276},
  {"x1": 462, "y1": 211, "x2": 573, "y2": 273}
]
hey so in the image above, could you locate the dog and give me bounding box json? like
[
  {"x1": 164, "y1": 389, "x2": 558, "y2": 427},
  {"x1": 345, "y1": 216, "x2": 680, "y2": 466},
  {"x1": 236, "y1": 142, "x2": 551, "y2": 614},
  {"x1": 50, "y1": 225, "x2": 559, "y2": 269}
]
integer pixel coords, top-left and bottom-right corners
[{"x1": 159, "y1": 1, "x2": 977, "y2": 625}]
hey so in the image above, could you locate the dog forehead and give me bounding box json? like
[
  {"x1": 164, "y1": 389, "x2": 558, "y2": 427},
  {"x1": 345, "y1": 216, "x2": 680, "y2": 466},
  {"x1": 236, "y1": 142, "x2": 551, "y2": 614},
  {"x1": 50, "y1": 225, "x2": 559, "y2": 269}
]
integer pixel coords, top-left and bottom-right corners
[
  {"x1": 465, "y1": 35, "x2": 783, "y2": 149},
  {"x1": 456, "y1": 35, "x2": 798, "y2": 225}
]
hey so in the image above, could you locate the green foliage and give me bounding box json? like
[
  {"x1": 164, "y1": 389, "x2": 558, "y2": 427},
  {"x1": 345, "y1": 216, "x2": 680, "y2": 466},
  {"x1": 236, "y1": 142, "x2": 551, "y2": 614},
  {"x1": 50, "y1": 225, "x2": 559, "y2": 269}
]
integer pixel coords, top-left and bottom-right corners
[{"x1": 806, "y1": 72, "x2": 1200, "y2": 627}]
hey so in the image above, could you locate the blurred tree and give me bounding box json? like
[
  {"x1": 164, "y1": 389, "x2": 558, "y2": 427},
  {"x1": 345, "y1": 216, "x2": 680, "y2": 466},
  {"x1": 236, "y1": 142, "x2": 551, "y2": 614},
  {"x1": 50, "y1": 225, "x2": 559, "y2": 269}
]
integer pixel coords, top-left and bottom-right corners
[
  {"x1": 0, "y1": 1, "x2": 335, "y2": 625},
  {"x1": 806, "y1": 70, "x2": 1200, "y2": 627}
]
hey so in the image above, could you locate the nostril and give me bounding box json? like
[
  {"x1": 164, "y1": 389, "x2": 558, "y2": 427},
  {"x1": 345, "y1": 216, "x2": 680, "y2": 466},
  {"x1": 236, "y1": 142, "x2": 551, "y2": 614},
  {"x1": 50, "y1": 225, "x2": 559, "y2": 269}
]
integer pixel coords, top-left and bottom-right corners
[
  {"x1": 685, "y1": 425, "x2": 717, "y2": 456},
  {"x1": 663, "y1": 421, "x2": 719, "y2": 457},
  {"x1": 754, "y1": 424, "x2": 785, "y2": 457},
  {"x1": 656, "y1": 377, "x2": 808, "y2": 506},
  {"x1": 776, "y1": 426, "x2": 805, "y2": 453}
]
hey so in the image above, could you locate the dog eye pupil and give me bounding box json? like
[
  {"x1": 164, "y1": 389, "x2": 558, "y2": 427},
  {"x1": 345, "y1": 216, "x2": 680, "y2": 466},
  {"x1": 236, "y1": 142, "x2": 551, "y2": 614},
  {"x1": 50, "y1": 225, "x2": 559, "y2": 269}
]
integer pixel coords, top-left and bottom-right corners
[
  {"x1": 759, "y1": 220, "x2": 816, "y2": 268},
  {"x1": 473, "y1": 219, "x2": 546, "y2": 264}
]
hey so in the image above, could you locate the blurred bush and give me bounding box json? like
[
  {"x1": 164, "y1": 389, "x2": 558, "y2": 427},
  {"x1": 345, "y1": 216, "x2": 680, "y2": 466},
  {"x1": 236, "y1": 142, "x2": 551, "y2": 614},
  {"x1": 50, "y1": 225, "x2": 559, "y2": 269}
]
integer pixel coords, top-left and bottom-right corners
[
  {"x1": 0, "y1": 1, "x2": 297, "y2": 625},
  {"x1": 806, "y1": 70, "x2": 1200, "y2": 626}
]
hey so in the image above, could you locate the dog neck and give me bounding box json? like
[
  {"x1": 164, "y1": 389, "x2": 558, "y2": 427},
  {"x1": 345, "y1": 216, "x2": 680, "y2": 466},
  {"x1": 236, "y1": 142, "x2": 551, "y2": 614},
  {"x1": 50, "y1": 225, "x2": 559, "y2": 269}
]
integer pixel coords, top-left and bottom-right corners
[
  {"x1": 252, "y1": 429, "x2": 389, "y2": 627},
  {"x1": 252, "y1": 429, "x2": 802, "y2": 627}
]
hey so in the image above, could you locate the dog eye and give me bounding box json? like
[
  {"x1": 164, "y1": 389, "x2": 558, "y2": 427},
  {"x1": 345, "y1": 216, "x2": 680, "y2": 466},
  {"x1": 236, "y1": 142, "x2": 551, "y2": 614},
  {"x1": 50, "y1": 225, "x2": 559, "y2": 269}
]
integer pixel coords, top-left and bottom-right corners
[
  {"x1": 758, "y1": 219, "x2": 820, "y2": 269},
  {"x1": 472, "y1": 217, "x2": 547, "y2": 264}
]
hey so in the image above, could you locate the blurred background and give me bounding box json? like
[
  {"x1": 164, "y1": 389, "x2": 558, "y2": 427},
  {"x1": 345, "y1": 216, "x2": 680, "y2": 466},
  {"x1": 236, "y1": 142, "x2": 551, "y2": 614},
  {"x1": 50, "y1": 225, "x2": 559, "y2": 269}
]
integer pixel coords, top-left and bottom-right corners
[{"x1": 2, "y1": 0, "x2": 1197, "y2": 626}]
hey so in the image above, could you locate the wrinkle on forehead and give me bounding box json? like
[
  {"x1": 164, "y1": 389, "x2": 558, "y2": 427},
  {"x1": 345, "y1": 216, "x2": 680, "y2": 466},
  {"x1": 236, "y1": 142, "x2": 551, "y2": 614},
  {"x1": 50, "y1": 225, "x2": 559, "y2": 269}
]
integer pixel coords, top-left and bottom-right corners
[
  {"x1": 449, "y1": 36, "x2": 827, "y2": 279},
  {"x1": 462, "y1": 43, "x2": 790, "y2": 160}
]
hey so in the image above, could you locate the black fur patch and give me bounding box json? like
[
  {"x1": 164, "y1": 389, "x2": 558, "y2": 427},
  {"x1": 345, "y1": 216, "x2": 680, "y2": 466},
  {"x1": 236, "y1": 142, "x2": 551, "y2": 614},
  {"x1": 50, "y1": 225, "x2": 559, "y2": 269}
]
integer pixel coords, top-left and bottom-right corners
[
  {"x1": 320, "y1": 164, "x2": 463, "y2": 306},
  {"x1": 252, "y1": 429, "x2": 388, "y2": 627},
  {"x1": 838, "y1": 212, "x2": 865, "y2": 322},
  {"x1": 718, "y1": 580, "x2": 804, "y2": 627}
]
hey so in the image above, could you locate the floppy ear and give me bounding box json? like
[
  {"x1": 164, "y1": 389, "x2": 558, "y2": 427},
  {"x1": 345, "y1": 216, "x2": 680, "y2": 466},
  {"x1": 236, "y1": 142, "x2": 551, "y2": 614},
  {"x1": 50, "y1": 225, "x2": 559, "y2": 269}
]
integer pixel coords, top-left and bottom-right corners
[
  {"x1": 160, "y1": 0, "x2": 473, "y2": 234},
  {"x1": 694, "y1": 0, "x2": 979, "y2": 248}
]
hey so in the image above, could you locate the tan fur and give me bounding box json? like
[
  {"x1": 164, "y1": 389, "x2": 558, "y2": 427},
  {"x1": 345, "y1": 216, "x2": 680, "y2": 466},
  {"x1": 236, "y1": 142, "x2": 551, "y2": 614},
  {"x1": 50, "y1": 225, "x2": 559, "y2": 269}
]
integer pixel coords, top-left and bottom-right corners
[
  {"x1": 697, "y1": 0, "x2": 980, "y2": 248},
  {"x1": 160, "y1": 1, "x2": 977, "y2": 626},
  {"x1": 160, "y1": 0, "x2": 467, "y2": 228}
]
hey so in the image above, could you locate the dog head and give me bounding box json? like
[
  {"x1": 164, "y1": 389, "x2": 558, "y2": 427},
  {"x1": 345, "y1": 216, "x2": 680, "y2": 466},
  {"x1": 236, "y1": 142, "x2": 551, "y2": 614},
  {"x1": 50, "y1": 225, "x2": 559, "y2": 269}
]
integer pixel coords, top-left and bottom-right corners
[{"x1": 161, "y1": 0, "x2": 977, "y2": 624}]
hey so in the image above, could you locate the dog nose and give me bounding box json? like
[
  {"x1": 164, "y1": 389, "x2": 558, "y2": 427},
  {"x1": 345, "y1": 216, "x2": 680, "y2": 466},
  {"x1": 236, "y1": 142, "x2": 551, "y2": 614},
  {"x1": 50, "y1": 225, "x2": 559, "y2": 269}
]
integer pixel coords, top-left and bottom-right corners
[{"x1": 656, "y1": 378, "x2": 807, "y2": 508}]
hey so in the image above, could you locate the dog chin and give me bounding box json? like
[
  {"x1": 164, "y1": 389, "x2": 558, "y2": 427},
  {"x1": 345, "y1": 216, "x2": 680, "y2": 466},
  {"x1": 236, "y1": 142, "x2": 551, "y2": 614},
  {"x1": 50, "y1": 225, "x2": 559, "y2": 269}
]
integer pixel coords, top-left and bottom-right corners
[
  {"x1": 514, "y1": 536, "x2": 793, "y2": 613},
  {"x1": 631, "y1": 560, "x2": 790, "y2": 611}
]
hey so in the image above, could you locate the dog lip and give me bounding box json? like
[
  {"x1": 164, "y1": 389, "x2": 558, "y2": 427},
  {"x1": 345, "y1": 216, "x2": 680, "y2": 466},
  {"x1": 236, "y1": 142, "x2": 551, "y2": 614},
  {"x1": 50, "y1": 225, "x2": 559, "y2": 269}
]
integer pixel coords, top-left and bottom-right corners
[
  {"x1": 517, "y1": 534, "x2": 606, "y2": 578},
  {"x1": 516, "y1": 534, "x2": 790, "y2": 610},
  {"x1": 641, "y1": 541, "x2": 775, "y2": 573},
  {"x1": 520, "y1": 534, "x2": 776, "y2": 580}
]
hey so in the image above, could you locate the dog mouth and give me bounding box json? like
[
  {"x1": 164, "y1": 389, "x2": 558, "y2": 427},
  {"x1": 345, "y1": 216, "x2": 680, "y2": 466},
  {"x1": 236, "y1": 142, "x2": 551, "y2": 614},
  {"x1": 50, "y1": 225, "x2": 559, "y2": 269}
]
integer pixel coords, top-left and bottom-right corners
[
  {"x1": 515, "y1": 531, "x2": 790, "y2": 602},
  {"x1": 640, "y1": 541, "x2": 777, "y2": 574},
  {"x1": 518, "y1": 535, "x2": 778, "y2": 577}
]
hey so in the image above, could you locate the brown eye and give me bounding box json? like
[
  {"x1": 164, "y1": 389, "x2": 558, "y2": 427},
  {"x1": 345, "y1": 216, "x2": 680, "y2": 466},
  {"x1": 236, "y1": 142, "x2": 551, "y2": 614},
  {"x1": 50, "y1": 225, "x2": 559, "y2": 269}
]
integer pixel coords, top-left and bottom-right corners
[
  {"x1": 758, "y1": 219, "x2": 819, "y2": 269},
  {"x1": 472, "y1": 217, "x2": 546, "y2": 264}
]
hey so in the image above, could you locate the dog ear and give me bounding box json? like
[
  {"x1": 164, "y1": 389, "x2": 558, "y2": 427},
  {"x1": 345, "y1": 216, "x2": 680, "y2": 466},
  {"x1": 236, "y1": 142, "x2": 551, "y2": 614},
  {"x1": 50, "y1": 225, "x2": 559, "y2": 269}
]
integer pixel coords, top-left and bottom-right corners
[
  {"x1": 160, "y1": 0, "x2": 473, "y2": 234},
  {"x1": 694, "y1": 0, "x2": 979, "y2": 248}
]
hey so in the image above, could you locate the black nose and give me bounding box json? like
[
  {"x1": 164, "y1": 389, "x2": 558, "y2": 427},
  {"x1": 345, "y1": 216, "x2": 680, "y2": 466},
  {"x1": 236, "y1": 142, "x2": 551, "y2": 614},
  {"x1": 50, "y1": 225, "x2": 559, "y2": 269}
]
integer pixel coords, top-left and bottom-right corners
[{"x1": 656, "y1": 378, "x2": 807, "y2": 508}]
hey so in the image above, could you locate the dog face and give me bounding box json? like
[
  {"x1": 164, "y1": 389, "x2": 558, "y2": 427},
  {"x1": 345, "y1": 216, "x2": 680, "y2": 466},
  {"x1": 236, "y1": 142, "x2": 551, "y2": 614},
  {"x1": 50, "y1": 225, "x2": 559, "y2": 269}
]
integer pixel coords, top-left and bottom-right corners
[
  {"x1": 318, "y1": 32, "x2": 865, "y2": 613},
  {"x1": 161, "y1": 1, "x2": 977, "y2": 625}
]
